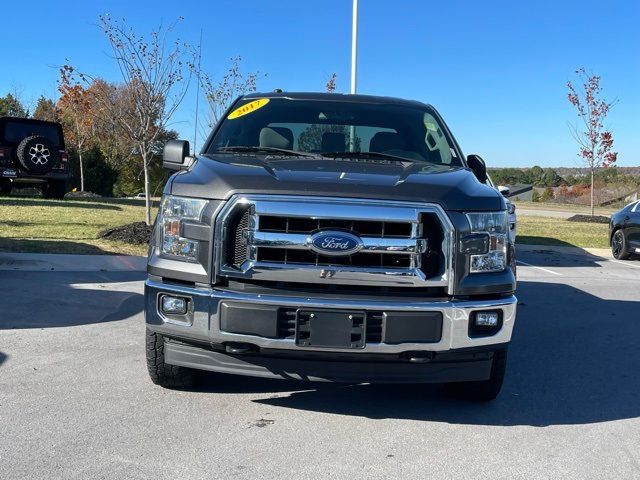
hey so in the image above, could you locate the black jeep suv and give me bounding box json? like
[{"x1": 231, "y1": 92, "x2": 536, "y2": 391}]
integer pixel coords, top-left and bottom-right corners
[{"x1": 0, "y1": 116, "x2": 69, "y2": 199}]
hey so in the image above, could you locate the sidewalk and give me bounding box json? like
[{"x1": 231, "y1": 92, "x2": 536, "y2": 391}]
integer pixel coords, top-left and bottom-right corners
[{"x1": 0, "y1": 252, "x2": 146, "y2": 272}]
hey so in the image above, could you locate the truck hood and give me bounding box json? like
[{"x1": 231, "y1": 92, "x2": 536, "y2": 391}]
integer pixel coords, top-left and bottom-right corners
[{"x1": 169, "y1": 154, "x2": 505, "y2": 211}]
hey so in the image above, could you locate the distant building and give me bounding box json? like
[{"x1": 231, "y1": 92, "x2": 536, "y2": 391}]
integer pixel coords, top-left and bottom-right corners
[{"x1": 505, "y1": 184, "x2": 533, "y2": 201}]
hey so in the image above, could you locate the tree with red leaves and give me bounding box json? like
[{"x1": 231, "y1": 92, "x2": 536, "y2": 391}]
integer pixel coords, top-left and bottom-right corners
[
  {"x1": 58, "y1": 67, "x2": 95, "y2": 192},
  {"x1": 566, "y1": 68, "x2": 618, "y2": 215}
]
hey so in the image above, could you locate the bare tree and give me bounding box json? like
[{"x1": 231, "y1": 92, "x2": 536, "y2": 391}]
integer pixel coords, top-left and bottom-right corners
[
  {"x1": 198, "y1": 56, "x2": 262, "y2": 138},
  {"x1": 326, "y1": 73, "x2": 337, "y2": 92},
  {"x1": 75, "y1": 15, "x2": 194, "y2": 224},
  {"x1": 567, "y1": 68, "x2": 618, "y2": 215}
]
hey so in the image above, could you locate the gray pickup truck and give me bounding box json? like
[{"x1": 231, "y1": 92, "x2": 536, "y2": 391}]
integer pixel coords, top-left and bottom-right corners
[{"x1": 145, "y1": 92, "x2": 517, "y2": 400}]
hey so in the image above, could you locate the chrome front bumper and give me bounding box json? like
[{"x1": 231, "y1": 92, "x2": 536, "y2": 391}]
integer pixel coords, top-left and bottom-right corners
[{"x1": 145, "y1": 278, "x2": 517, "y2": 354}]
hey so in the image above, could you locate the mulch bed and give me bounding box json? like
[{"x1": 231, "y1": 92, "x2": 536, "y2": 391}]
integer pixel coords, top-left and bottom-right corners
[
  {"x1": 566, "y1": 214, "x2": 610, "y2": 224},
  {"x1": 65, "y1": 191, "x2": 102, "y2": 198},
  {"x1": 100, "y1": 222, "x2": 152, "y2": 245}
]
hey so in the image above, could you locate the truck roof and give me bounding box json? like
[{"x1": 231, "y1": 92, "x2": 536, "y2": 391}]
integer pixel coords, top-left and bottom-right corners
[{"x1": 242, "y1": 91, "x2": 431, "y2": 109}]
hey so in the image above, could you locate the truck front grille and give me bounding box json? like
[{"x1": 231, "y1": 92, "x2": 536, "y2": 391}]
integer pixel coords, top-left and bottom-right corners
[
  {"x1": 227, "y1": 208, "x2": 250, "y2": 267},
  {"x1": 216, "y1": 195, "x2": 454, "y2": 291},
  {"x1": 259, "y1": 215, "x2": 413, "y2": 237},
  {"x1": 256, "y1": 248, "x2": 412, "y2": 268}
]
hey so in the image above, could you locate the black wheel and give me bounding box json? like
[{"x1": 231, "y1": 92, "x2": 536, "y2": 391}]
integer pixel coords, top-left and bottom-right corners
[
  {"x1": 42, "y1": 180, "x2": 66, "y2": 200},
  {"x1": 611, "y1": 229, "x2": 630, "y2": 260},
  {"x1": 16, "y1": 135, "x2": 58, "y2": 174},
  {"x1": 446, "y1": 348, "x2": 507, "y2": 401},
  {"x1": 0, "y1": 181, "x2": 11, "y2": 196},
  {"x1": 146, "y1": 328, "x2": 197, "y2": 388}
]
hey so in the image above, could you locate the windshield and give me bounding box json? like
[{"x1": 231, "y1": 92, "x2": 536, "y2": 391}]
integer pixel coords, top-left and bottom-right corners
[{"x1": 206, "y1": 97, "x2": 463, "y2": 166}]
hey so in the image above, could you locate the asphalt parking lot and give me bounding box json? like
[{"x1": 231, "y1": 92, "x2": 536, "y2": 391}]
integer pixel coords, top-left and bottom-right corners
[{"x1": 1, "y1": 247, "x2": 639, "y2": 479}]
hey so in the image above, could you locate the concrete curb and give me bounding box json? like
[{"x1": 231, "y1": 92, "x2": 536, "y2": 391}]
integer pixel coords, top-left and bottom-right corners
[{"x1": 0, "y1": 253, "x2": 146, "y2": 272}]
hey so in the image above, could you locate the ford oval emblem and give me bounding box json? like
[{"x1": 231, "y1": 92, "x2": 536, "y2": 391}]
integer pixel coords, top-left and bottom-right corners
[{"x1": 308, "y1": 231, "x2": 363, "y2": 256}]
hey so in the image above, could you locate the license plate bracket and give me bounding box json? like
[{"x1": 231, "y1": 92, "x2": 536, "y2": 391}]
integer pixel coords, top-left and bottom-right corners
[{"x1": 296, "y1": 309, "x2": 366, "y2": 349}]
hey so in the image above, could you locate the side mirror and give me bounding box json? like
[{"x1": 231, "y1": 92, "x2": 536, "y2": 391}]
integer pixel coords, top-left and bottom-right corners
[
  {"x1": 163, "y1": 140, "x2": 190, "y2": 171},
  {"x1": 497, "y1": 186, "x2": 510, "y2": 197},
  {"x1": 467, "y1": 154, "x2": 487, "y2": 183}
]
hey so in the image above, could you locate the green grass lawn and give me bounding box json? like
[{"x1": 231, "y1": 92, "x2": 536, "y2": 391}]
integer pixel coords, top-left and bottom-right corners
[
  {"x1": 516, "y1": 215, "x2": 610, "y2": 249},
  {"x1": 0, "y1": 196, "x2": 152, "y2": 255}
]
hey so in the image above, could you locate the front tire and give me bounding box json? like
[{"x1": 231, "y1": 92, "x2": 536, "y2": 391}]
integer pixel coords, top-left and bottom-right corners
[
  {"x1": 446, "y1": 348, "x2": 507, "y2": 401},
  {"x1": 146, "y1": 329, "x2": 197, "y2": 388},
  {"x1": 611, "y1": 229, "x2": 630, "y2": 260},
  {"x1": 42, "y1": 180, "x2": 66, "y2": 200}
]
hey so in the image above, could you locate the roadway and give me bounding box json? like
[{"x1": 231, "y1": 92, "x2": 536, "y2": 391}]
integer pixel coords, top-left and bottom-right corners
[{"x1": 1, "y1": 248, "x2": 639, "y2": 479}]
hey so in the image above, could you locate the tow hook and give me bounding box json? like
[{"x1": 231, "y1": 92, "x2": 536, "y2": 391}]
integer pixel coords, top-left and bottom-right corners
[
  {"x1": 403, "y1": 351, "x2": 435, "y2": 363},
  {"x1": 225, "y1": 342, "x2": 256, "y2": 355}
]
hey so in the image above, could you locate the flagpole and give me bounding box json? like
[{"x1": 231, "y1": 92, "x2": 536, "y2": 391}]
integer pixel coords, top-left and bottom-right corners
[
  {"x1": 349, "y1": 0, "x2": 358, "y2": 151},
  {"x1": 350, "y1": 0, "x2": 358, "y2": 94}
]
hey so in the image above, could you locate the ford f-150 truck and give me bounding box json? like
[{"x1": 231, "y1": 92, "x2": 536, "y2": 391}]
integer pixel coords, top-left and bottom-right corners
[{"x1": 145, "y1": 92, "x2": 517, "y2": 400}]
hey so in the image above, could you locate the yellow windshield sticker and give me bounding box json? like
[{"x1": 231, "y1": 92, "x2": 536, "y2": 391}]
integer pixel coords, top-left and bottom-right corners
[
  {"x1": 227, "y1": 99, "x2": 270, "y2": 119},
  {"x1": 425, "y1": 122, "x2": 437, "y2": 131}
]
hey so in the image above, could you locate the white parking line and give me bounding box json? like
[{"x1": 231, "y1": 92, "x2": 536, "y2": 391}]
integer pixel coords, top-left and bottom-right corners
[{"x1": 516, "y1": 260, "x2": 562, "y2": 276}]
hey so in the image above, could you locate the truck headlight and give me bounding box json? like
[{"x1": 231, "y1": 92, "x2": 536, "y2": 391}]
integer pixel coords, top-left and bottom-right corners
[
  {"x1": 159, "y1": 195, "x2": 208, "y2": 261},
  {"x1": 465, "y1": 211, "x2": 508, "y2": 273}
]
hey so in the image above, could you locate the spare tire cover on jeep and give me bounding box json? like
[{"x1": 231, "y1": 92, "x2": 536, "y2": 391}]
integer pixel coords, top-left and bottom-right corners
[{"x1": 16, "y1": 135, "x2": 59, "y2": 174}]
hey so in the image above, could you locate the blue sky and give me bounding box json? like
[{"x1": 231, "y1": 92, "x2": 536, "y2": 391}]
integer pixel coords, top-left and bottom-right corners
[{"x1": 1, "y1": 0, "x2": 638, "y2": 167}]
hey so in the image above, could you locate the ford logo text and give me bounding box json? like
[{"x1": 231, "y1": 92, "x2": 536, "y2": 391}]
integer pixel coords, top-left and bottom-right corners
[{"x1": 308, "y1": 231, "x2": 363, "y2": 256}]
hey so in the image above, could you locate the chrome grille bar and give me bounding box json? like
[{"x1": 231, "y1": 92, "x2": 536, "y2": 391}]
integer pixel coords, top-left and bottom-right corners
[
  {"x1": 252, "y1": 199, "x2": 420, "y2": 223},
  {"x1": 248, "y1": 231, "x2": 427, "y2": 254},
  {"x1": 214, "y1": 195, "x2": 454, "y2": 292}
]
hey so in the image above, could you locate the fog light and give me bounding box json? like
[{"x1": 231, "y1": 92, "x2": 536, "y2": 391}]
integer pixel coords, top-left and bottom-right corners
[
  {"x1": 475, "y1": 311, "x2": 499, "y2": 327},
  {"x1": 161, "y1": 295, "x2": 188, "y2": 315},
  {"x1": 469, "y1": 310, "x2": 502, "y2": 337}
]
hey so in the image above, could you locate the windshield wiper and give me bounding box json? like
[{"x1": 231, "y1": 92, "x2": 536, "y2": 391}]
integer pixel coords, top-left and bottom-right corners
[
  {"x1": 213, "y1": 146, "x2": 318, "y2": 158},
  {"x1": 321, "y1": 151, "x2": 421, "y2": 163}
]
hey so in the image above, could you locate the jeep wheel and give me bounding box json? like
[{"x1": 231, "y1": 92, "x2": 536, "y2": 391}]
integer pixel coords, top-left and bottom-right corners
[
  {"x1": 146, "y1": 329, "x2": 198, "y2": 388},
  {"x1": 445, "y1": 348, "x2": 507, "y2": 401},
  {"x1": 17, "y1": 135, "x2": 58, "y2": 174},
  {"x1": 42, "y1": 181, "x2": 66, "y2": 200}
]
